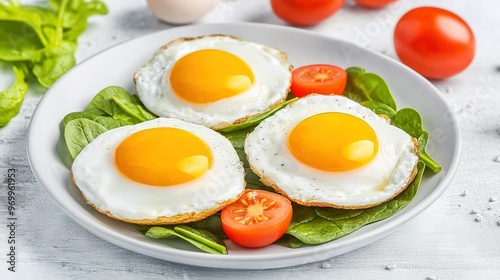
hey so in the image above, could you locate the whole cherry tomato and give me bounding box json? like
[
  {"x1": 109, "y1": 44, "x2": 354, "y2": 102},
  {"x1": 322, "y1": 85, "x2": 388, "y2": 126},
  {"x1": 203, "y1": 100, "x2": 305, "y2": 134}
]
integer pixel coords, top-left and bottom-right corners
[
  {"x1": 394, "y1": 7, "x2": 475, "y2": 79},
  {"x1": 270, "y1": 0, "x2": 345, "y2": 26}
]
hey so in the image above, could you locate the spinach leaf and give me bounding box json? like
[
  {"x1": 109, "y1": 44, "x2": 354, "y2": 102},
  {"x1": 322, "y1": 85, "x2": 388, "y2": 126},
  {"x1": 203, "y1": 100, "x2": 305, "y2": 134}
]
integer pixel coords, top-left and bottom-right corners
[
  {"x1": 217, "y1": 97, "x2": 298, "y2": 133},
  {"x1": 359, "y1": 100, "x2": 396, "y2": 118},
  {"x1": 344, "y1": 67, "x2": 397, "y2": 112},
  {"x1": 32, "y1": 41, "x2": 76, "y2": 87},
  {"x1": 0, "y1": 4, "x2": 55, "y2": 53},
  {"x1": 274, "y1": 234, "x2": 304, "y2": 249},
  {"x1": 145, "y1": 226, "x2": 227, "y2": 254},
  {"x1": 64, "y1": 118, "x2": 108, "y2": 159},
  {"x1": 0, "y1": 20, "x2": 45, "y2": 61},
  {"x1": 189, "y1": 212, "x2": 226, "y2": 237},
  {"x1": 391, "y1": 108, "x2": 422, "y2": 136},
  {"x1": 0, "y1": 65, "x2": 28, "y2": 127},
  {"x1": 85, "y1": 86, "x2": 156, "y2": 123},
  {"x1": 50, "y1": 0, "x2": 108, "y2": 42},
  {"x1": 0, "y1": 0, "x2": 107, "y2": 127},
  {"x1": 63, "y1": 111, "x2": 132, "y2": 129},
  {"x1": 174, "y1": 225, "x2": 227, "y2": 254},
  {"x1": 283, "y1": 161, "x2": 425, "y2": 245},
  {"x1": 392, "y1": 108, "x2": 441, "y2": 173},
  {"x1": 417, "y1": 132, "x2": 441, "y2": 173}
]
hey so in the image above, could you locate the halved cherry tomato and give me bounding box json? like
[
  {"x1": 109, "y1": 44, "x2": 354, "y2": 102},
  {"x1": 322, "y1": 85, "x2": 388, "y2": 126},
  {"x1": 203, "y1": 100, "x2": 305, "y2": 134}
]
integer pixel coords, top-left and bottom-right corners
[
  {"x1": 394, "y1": 7, "x2": 475, "y2": 79},
  {"x1": 270, "y1": 0, "x2": 345, "y2": 26},
  {"x1": 354, "y1": 0, "x2": 396, "y2": 9},
  {"x1": 290, "y1": 64, "x2": 347, "y2": 98},
  {"x1": 221, "y1": 189, "x2": 292, "y2": 248}
]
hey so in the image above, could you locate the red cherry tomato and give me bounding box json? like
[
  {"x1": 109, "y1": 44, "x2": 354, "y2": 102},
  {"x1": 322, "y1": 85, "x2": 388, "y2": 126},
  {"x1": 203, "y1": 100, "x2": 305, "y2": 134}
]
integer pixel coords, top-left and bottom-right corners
[
  {"x1": 221, "y1": 189, "x2": 293, "y2": 248},
  {"x1": 290, "y1": 64, "x2": 347, "y2": 98},
  {"x1": 355, "y1": 0, "x2": 396, "y2": 9},
  {"x1": 270, "y1": 0, "x2": 345, "y2": 26},
  {"x1": 394, "y1": 7, "x2": 475, "y2": 79}
]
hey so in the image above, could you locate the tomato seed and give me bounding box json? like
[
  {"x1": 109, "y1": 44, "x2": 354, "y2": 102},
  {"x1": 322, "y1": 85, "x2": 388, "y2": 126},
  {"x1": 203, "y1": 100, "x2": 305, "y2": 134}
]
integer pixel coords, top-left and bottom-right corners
[{"x1": 266, "y1": 200, "x2": 277, "y2": 208}]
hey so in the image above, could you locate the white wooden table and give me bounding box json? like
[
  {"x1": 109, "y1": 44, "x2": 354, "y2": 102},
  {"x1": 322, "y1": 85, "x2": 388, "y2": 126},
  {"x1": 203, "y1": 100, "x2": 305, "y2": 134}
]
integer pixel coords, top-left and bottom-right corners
[{"x1": 1, "y1": 0, "x2": 499, "y2": 279}]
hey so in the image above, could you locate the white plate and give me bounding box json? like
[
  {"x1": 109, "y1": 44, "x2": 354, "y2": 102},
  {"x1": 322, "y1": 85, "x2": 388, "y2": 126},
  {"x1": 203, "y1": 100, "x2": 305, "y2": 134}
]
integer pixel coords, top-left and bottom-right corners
[{"x1": 27, "y1": 23, "x2": 461, "y2": 269}]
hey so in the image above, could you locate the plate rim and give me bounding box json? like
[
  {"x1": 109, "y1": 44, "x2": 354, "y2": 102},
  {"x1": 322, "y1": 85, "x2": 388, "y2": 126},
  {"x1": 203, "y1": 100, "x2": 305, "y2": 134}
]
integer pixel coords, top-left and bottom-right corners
[{"x1": 27, "y1": 22, "x2": 462, "y2": 269}]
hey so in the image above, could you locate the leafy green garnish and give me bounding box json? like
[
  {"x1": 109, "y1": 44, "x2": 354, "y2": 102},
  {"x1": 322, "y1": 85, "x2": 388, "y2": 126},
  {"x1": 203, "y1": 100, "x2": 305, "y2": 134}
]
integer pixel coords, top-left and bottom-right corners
[
  {"x1": 0, "y1": 0, "x2": 107, "y2": 127},
  {"x1": 63, "y1": 112, "x2": 132, "y2": 129},
  {"x1": 0, "y1": 65, "x2": 28, "y2": 126},
  {"x1": 344, "y1": 67, "x2": 397, "y2": 118},
  {"x1": 274, "y1": 233, "x2": 305, "y2": 249},
  {"x1": 32, "y1": 41, "x2": 77, "y2": 87},
  {"x1": 143, "y1": 225, "x2": 227, "y2": 254},
  {"x1": 85, "y1": 86, "x2": 157, "y2": 123},
  {"x1": 392, "y1": 108, "x2": 441, "y2": 173},
  {"x1": 64, "y1": 118, "x2": 108, "y2": 159},
  {"x1": 189, "y1": 212, "x2": 226, "y2": 237},
  {"x1": 217, "y1": 97, "x2": 298, "y2": 133}
]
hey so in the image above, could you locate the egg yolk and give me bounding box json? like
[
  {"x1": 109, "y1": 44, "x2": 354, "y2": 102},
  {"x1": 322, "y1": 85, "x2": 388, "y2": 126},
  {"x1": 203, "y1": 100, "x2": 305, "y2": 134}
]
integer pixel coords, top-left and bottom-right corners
[
  {"x1": 115, "y1": 127, "x2": 213, "y2": 186},
  {"x1": 287, "y1": 112, "x2": 379, "y2": 172},
  {"x1": 170, "y1": 49, "x2": 254, "y2": 104}
]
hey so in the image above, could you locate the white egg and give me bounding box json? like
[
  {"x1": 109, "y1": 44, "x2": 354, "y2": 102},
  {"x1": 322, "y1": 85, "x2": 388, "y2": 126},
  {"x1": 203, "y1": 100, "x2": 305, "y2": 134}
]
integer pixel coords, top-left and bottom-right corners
[
  {"x1": 71, "y1": 118, "x2": 245, "y2": 224},
  {"x1": 244, "y1": 95, "x2": 419, "y2": 209},
  {"x1": 134, "y1": 35, "x2": 292, "y2": 129}
]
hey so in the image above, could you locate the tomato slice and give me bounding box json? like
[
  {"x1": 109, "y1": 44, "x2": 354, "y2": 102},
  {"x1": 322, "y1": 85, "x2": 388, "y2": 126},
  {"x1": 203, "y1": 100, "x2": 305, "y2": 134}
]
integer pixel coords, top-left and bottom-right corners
[
  {"x1": 221, "y1": 189, "x2": 293, "y2": 248},
  {"x1": 290, "y1": 64, "x2": 347, "y2": 98}
]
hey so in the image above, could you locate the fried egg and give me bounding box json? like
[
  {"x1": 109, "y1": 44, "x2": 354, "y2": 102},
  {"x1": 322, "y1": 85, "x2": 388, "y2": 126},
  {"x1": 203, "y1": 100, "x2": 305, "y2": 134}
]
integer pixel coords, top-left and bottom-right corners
[
  {"x1": 133, "y1": 35, "x2": 292, "y2": 129},
  {"x1": 71, "y1": 118, "x2": 245, "y2": 225},
  {"x1": 244, "y1": 95, "x2": 419, "y2": 209}
]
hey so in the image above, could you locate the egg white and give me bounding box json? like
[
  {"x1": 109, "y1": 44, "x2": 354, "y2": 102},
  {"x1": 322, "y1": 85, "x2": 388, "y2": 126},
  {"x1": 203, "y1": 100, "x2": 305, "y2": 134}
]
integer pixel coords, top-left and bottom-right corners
[
  {"x1": 71, "y1": 118, "x2": 245, "y2": 222},
  {"x1": 133, "y1": 35, "x2": 291, "y2": 129},
  {"x1": 244, "y1": 95, "x2": 419, "y2": 209}
]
